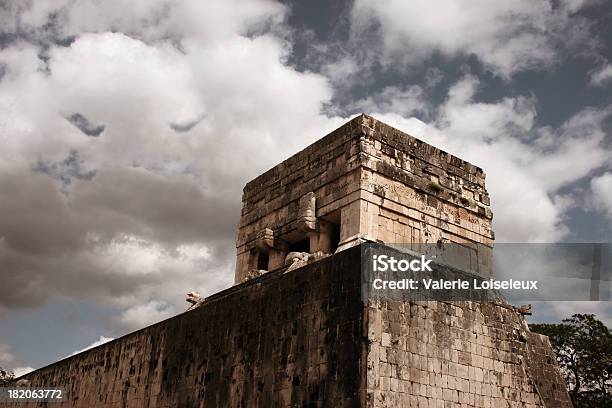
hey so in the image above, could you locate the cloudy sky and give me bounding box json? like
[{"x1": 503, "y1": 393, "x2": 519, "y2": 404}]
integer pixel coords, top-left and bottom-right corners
[{"x1": 0, "y1": 0, "x2": 611, "y2": 375}]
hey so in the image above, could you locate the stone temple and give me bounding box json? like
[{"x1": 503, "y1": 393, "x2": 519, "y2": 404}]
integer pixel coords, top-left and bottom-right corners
[
  {"x1": 235, "y1": 114, "x2": 494, "y2": 284},
  {"x1": 10, "y1": 115, "x2": 571, "y2": 407}
]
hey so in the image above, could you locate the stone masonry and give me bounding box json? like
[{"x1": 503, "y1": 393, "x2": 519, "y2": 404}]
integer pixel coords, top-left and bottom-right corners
[
  {"x1": 10, "y1": 246, "x2": 571, "y2": 407},
  {"x1": 10, "y1": 248, "x2": 364, "y2": 408},
  {"x1": 11, "y1": 115, "x2": 572, "y2": 407},
  {"x1": 236, "y1": 114, "x2": 494, "y2": 283},
  {"x1": 366, "y1": 294, "x2": 572, "y2": 407}
]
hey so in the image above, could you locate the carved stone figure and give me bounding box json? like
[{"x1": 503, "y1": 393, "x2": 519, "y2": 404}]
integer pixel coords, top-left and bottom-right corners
[
  {"x1": 186, "y1": 291, "x2": 205, "y2": 310},
  {"x1": 284, "y1": 251, "x2": 310, "y2": 271},
  {"x1": 284, "y1": 251, "x2": 328, "y2": 271},
  {"x1": 297, "y1": 192, "x2": 317, "y2": 232},
  {"x1": 514, "y1": 304, "x2": 533, "y2": 315},
  {"x1": 244, "y1": 269, "x2": 264, "y2": 281},
  {"x1": 255, "y1": 228, "x2": 274, "y2": 252}
]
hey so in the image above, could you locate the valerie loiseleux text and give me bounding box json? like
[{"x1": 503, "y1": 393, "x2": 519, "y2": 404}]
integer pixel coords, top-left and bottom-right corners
[{"x1": 371, "y1": 254, "x2": 538, "y2": 290}]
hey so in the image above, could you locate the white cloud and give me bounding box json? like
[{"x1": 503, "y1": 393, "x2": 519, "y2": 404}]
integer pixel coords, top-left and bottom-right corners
[
  {"x1": 590, "y1": 63, "x2": 612, "y2": 86},
  {"x1": 1, "y1": 0, "x2": 286, "y2": 46},
  {"x1": 591, "y1": 173, "x2": 612, "y2": 220},
  {"x1": 349, "y1": 0, "x2": 594, "y2": 77},
  {"x1": 362, "y1": 76, "x2": 611, "y2": 242},
  {"x1": 69, "y1": 336, "x2": 114, "y2": 357},
  {"x1": 347, "y1": 85, "x2": 428, "y2": 118},
  {"x1": 12, "y1": 366, "x2": 34, "y2": 377},
  {"x1": 0, "y1": 0, "x2": 343, "y2": 334},
  {"x1": 0, "y1": 343, "x2": 32, "y2": 376},
  {"x1": 118, "y1": 301, "x2": 174, "y2": 332},
  {"x1": 531, "y1": 301, "x2": 612, "y2": 328},
  {"x1": 559, "y1": 0, "x2": 607, "y2": 14}
]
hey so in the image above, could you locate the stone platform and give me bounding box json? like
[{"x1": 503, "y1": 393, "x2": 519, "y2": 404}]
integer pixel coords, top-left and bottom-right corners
[{"x1": 11, "y1": 245, "x2": 571, "y2": 407}]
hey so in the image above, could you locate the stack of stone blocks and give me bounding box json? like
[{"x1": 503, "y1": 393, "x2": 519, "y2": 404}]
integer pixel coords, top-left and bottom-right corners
[
  {"x1": 236, "y1": 114, "x2": 494, "y2": 283},
  {"x1": 366, "y1": 298, "x2": 570, "y2": 407}
]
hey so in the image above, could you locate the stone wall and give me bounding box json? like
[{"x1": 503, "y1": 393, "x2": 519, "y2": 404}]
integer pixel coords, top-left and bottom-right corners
[
  {"x1": 365, "y1": 299, "x2": 571, "y2": 407},
  {"x1": 12, "y1": 245, "x2": 571, "y2": 407},
  {"x1": 11, "y1": 246, "x2": 364, "y2": 408}
]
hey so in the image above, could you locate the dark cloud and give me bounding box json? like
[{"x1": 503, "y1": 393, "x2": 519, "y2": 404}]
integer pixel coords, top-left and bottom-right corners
[
  {"x1": 0, "y1": 168, "x2": 86, "y2": 257},
  {"x1": 33, "y1": 150, "x2": 96, "y2": 186},
  {"x1": 64, "y1": 113, "x2": 105, "y2": 137},
  {"x1": 0, "y1": 0, "x2": 333, "y2": 330},
  {"x1": 0, "y1": 165, "x2": 237, "y2": 312},
  {"x1": 71, "y1": 167, "x2": 239, "y2": 244},
  {"x1": 0, "y1": 2, "x2": 75, "y2": 51},
  {"x1": 169, "y1": 114, "x2": 205, "y2": 133}
]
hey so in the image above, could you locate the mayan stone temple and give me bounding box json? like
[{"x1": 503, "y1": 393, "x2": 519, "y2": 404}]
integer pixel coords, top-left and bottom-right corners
[{"x1": 11, "y1": 115, "x2": 571, "y2": 407}]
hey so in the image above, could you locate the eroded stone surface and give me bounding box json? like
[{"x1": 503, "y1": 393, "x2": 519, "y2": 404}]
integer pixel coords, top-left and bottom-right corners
[
  {"x1": 10, "y1": 248, "x2": 363, "y2": 408},
  {"x1": 365, "y1": 298, "x2": 571, "y2": 407},
  {"x1": 10, "y1": 247, "x2": 570, "y2": 407},
  {"x1": 236, "y1": 114, "x2": 494, "y2": 283}
]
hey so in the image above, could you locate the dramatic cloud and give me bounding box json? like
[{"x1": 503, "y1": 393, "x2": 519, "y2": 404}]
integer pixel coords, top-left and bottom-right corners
[
  {"x1": 0, "y1": 0, "x2": 286, "y2": 46},
  {"x1": 348, "y1": 0, "x2": 595, "y2": 77},
  {"x1": 0, "y1": 0, "x2": 341, "y2": 334},
  {"x1": 357, "y1": 76, "x2": 611, "y2": 242},
  {"x1": 33, "y1": 150, "x2": 97, "y2": 186},
  {"x1": 346, "y1": 85, "x2": 429, "y2": 118},
  {"x1": 117, "y1": 301, "x2": 174, "y2": 332},
  {"x1": 0, "y1": 343, "x2": 14, "y2": 366},
  {"x1": 590, "y1": 63, "x2": 612, "y2": 86}
]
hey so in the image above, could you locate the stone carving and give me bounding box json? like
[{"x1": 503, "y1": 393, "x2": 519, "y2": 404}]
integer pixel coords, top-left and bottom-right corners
[
  {"x1": 497, "y1": 302, "x2": 533, "y2": 316},
  {"x1": 255, "y1": 228, "x2": 274, "y2": 252},
  {"x1": 244, "y1": 269, "x2": 265, "y2": 281},
  {"x1": 284, "y1": 251, "x2": 328, "y2": 271},
  {"x1": 297, "y1": 192, "x2": 317, "y2": 232},
  {"x1": 284, "y1": 251, "x2": 310, "y2": 271},
  {"x1": 186, "y1": 291, "x2": 205, "y2": 310},
  {"x1": 514, "y1": 303, "x2": 533, "y2": 315}
]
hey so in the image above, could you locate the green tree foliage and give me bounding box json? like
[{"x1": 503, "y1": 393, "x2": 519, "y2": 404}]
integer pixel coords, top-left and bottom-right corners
[
  {"x1": 0, "y1": 366, "x2": 15, "y2": 386},
  {"x1": 531, "y1": 314, "x2": 612, "y2": 407}
]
